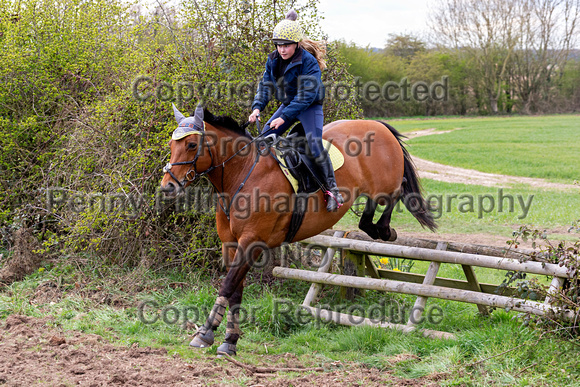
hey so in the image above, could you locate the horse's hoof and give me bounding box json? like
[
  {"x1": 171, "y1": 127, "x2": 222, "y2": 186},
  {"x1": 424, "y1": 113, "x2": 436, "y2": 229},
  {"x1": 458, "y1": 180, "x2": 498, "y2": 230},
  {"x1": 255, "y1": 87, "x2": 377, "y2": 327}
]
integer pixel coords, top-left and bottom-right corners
[
  {"x1": 378, "y1": 226, "x2": 397, "y2": 242},
  {"x1": 216, "y1": 342, "x2": 237, "y2": 357},
  {"x1": 359, "y1": 223, "x2": 379, "y2": 240},
  {"x1": 189, "y1": 328, "x2": 214, "y2": 348}
]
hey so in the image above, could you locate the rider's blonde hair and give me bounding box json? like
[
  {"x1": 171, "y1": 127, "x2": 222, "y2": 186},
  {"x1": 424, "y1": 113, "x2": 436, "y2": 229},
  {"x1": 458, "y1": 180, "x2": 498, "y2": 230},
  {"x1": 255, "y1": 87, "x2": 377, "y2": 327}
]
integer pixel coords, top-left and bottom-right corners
[{"x1": 300, "y1": 39, "x2": 327, "y2": 71}]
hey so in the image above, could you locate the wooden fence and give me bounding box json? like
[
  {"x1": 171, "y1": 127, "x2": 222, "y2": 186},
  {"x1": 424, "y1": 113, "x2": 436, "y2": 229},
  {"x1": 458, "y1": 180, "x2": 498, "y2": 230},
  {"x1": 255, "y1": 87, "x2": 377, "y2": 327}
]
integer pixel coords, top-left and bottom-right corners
[{"x1": 272, "y1": 231, "x2": 575, "y2": 339}]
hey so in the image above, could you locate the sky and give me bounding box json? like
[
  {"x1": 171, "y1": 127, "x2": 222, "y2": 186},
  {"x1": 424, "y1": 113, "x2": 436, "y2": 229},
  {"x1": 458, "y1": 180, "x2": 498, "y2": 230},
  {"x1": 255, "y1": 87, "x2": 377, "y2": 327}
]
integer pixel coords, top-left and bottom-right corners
[
  {"x1": 142, "y1": 0, "x2": 432, "y2": 49},
  {"x1": 317, "y1": 0, "x2": 432, "y2": 48}
]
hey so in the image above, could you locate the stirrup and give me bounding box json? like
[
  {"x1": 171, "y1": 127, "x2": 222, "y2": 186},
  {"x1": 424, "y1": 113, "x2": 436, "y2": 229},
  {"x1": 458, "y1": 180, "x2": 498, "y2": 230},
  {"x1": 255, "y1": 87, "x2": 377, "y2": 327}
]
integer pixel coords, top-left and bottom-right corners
[{"x1": 325, "y1": 189, "x2": 344, "y2": 211}]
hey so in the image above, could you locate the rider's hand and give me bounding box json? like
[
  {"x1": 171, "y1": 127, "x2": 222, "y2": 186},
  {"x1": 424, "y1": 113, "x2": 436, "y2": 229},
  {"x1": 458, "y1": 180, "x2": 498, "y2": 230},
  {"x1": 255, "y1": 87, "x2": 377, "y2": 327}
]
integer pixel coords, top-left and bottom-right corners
[
  {"x1": 270, "y1": 117, "x2": 285, "y2": 129},
  {"x1": 249, "y1": 109, "x2": 261, "y2": 123}
]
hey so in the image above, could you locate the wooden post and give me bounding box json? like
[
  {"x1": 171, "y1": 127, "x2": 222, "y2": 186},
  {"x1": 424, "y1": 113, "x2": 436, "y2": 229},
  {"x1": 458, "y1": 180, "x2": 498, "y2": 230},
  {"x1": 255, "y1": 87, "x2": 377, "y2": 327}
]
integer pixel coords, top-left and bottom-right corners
[
  {"x1": 339, "y1": 250, "x2": 354, "y2": 300},
  {"x1": 461, "y1": 265, "x2": 489, "y2": 315},
  {"x1": 364, "y1": 255, "x2": 380, "y2": 279},
  {"x1": 544, "y1": 277, "x2": 565, "y2": 306},
  {"x1": 302, "y1": 230, "x2": 345, "y2": 307},
  {"x1": 340, "y1": 251, "x2": 366, "y2": 300},
  {"x1": 407, "y1": 242, "x2": 446, "y2": 326}
]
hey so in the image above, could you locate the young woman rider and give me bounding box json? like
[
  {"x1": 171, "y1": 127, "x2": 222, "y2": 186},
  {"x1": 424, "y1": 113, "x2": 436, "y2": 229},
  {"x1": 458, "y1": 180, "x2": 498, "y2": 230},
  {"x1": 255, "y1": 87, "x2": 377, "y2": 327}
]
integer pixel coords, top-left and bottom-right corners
[{"x1": 248, "y1": 9, "x2": 344, "y2": 211}]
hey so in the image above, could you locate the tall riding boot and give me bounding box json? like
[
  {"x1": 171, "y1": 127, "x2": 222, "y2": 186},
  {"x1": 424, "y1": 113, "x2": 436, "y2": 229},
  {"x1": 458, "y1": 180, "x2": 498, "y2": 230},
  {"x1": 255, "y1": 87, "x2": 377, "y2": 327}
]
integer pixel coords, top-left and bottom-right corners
[{"x1": 317, "y1": 153, "x2": 344, "y2": 212}]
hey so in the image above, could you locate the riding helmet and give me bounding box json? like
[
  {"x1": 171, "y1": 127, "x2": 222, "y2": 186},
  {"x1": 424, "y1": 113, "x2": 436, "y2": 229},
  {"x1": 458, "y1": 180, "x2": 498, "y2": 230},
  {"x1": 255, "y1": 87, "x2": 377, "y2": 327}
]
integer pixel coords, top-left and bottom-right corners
[{"x1": 272, "y1": 9, "x2": 303, "y2": 44}]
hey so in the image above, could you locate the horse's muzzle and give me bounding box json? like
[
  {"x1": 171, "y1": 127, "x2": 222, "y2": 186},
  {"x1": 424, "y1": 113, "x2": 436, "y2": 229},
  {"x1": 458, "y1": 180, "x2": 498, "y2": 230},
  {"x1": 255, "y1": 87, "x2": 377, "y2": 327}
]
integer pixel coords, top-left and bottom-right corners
[{"x1": 160, "y1": 181, "x2": 180, "y2": 198}]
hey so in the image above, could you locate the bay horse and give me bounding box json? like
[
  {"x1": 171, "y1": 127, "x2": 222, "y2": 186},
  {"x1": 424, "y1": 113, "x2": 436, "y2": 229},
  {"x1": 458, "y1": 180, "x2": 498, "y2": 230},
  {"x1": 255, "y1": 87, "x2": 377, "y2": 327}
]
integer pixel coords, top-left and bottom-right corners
[{"x1": 160, "y1": 104, "x2": 436, "y2": 356}]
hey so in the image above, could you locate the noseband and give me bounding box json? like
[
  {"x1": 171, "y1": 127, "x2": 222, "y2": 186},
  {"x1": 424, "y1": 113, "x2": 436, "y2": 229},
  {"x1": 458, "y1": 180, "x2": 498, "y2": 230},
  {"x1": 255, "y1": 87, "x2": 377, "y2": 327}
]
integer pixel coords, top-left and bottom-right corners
[{"x1": 163, "y1": 120, "x2": 272, "y2": 189}]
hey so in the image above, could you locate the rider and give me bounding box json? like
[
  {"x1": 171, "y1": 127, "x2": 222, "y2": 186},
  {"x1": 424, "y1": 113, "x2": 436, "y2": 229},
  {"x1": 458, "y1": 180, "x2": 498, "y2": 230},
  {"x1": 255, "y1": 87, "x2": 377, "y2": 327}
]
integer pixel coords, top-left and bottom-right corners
[{"x1": 248, "y1": 9, "x2": 344, "y2": 212}]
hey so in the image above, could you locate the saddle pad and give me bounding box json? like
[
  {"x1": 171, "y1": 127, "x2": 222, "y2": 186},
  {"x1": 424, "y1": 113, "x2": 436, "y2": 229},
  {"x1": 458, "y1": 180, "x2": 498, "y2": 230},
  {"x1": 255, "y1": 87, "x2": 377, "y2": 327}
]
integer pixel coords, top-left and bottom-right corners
[{"x1": 275, "y1": 140, "x2": 345, "y2": 193}]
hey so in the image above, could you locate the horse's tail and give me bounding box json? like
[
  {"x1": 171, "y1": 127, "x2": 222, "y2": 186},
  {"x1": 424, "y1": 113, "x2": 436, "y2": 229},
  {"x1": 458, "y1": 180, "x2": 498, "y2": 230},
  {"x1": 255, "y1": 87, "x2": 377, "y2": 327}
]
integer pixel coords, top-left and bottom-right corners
[{"x1": 377, "y1": 121, "x2": 438, "y2": 232}]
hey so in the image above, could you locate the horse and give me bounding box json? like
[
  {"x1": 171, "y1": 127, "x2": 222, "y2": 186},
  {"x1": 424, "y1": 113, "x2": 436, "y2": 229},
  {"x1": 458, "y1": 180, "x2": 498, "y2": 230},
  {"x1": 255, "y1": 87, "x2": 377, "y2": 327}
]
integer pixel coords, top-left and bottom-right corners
[{"x1": 160, "y1": 104, "x2": 437, "y2": 356}]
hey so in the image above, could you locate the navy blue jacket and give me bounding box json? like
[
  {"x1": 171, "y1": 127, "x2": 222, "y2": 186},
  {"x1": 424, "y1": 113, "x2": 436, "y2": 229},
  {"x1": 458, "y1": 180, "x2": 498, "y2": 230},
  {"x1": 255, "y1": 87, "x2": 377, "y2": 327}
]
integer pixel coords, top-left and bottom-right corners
[{"x1": 252, "y1": 47, "x2": 324, "y2": 122}]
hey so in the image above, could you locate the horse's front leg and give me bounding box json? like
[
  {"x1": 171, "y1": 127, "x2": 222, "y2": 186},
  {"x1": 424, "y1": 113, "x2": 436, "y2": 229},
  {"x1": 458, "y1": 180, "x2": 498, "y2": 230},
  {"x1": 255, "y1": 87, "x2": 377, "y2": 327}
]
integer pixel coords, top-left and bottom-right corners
[
  {"x1": 216, "y1": 282, "x2": 243, "y2": 356},
  {"x1": 188, "y1": 287, "x2": 229, "y2": 349},
  {"x1": 190, "y1": 238, "x2": 263, "y2": 354},
  {"x1": 188, "y1": 238, "x2": 236, "y2": 349}
]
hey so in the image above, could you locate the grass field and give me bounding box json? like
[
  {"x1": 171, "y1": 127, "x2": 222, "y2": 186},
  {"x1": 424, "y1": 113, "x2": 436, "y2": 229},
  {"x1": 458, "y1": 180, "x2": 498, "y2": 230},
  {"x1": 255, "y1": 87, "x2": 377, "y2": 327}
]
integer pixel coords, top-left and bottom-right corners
[
  {"x1": 338, "y1": 179, "x2": 580, "y2": 240},
  {"x1": 336, "y1": 114, "x2": 580, "y2": 241},
  {"x1": 381, "y1": 114, "x2": 580, "y2": 184}
]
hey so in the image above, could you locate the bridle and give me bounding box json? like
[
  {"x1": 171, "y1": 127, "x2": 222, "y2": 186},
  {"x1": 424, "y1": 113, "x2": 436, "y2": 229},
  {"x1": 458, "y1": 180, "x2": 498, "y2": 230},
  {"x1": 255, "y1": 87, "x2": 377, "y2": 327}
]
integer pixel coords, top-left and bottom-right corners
[
  {"x1": 162, "y1": 120, "x2": 274, "y2": 219},
  {"x1": 162, "y1": 131, "x2": 215, "y2": 189}
]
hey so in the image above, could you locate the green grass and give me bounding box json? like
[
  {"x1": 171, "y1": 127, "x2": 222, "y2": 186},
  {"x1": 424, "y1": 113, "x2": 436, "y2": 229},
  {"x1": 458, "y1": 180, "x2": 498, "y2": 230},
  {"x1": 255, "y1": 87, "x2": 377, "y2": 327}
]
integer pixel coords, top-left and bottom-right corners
[
  {"x1": 337, "y1": 115, "x2": 580, "y2": 238},
  {"x1": 378, "y1": 114, "x2": 580, "y2": 184},
  {"x1": 1, "y1": 261, "x2": 579, "y2": 386}
]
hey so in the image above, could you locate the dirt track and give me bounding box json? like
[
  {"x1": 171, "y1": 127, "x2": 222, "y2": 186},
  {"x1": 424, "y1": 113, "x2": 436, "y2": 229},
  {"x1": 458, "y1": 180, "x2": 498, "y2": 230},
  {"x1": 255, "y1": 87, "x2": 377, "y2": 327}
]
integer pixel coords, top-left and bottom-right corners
[
  {"x1": 407, "y1": 128, "x2": 579, "y2": 190},
  {"x1": 413, "y1": 156, "x2": 579, "y2": 190}
]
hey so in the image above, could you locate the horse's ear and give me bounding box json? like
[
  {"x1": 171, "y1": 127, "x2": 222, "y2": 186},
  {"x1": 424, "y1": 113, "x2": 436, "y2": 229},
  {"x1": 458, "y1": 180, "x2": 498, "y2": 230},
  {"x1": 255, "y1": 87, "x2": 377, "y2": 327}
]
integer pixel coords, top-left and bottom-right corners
[
  {"x1": 194, "y1": 104, "x2": 204, "y2": 130},
  {"x1": 172, "y1": 103, "x2": 186, "y2": 124}
]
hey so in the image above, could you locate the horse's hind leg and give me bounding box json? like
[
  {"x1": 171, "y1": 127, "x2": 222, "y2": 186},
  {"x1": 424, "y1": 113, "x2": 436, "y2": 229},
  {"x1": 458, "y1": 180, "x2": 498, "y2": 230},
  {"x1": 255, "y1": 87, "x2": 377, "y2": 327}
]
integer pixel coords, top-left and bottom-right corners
[
  {"x1": 358, "y1": 196, "x2": 379, "y2": 239},
  {"x1": 375, "y1": 194, "x2": 399, "y2": 242}
]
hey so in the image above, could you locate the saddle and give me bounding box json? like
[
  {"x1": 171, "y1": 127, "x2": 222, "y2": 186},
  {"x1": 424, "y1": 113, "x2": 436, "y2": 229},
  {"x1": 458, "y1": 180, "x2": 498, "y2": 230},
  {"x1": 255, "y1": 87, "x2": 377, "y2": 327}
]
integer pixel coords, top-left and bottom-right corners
[
  {"x1": 269, "y1": 124, "x2": 344, "y2": 194},
  {"x1": 264, "y1": 124, "x2": 344, "y2": 243}
]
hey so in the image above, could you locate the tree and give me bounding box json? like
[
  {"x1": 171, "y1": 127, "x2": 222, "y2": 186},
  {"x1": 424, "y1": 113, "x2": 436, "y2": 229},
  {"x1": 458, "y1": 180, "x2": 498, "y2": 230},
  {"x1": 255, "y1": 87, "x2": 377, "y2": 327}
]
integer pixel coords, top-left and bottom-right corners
[
  {"x1": 406, "y1": 51, "x2": 474, "y2": 116},
  {"x1": 336, "y1": 40, "x2": 406, "y2": 116},
  {"x1": 560, "y1": 58, "x2": 580, "y2": 110},
  {"x1": 337, "y1": 40, "x2": 405, "y2": 84},
  {"x1": 0, "y1": 0, "x2": 363, "y2": 268},
  {"x1": 429, "y1": 0, "x2": 522, "y2": 114},
  {"x1": 384, "y1": 33, "x2": 426, "y2": 61},
  {"x1": 510, "y1": 0, "x2": 580, "y2": 113}
]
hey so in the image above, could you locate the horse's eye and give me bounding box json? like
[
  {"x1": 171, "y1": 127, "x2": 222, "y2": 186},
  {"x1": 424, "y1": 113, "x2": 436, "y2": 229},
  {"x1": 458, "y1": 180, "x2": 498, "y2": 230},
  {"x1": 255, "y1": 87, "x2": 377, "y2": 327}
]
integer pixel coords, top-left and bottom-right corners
[{"x1": 187, "y1": 142, "x2": 198, "y2": 150}]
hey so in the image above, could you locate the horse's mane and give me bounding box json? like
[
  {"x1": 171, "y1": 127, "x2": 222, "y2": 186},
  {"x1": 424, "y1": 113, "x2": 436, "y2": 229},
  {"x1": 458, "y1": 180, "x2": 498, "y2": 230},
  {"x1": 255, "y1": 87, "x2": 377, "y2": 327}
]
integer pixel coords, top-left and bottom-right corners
[{"x1": 204, "y1": 109, "x2": 252, "y2": 139}]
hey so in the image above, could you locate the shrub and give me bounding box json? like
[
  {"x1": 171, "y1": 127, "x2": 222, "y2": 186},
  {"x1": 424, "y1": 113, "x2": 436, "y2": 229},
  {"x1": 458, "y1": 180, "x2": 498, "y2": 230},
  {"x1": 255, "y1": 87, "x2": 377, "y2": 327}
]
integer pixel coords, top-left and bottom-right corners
[
  {"x1": 0, "y1": 0, "x2": 363, "y2": 273},
  {"x1": 504, "y1": 224, "x2": 579, "y2": 337}
]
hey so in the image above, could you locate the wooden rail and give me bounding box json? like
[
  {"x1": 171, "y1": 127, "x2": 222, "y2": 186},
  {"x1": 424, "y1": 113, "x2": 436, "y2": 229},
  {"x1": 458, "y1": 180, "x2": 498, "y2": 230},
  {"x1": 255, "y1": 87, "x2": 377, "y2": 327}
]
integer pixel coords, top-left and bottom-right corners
[
  {"x1": 302, "y1": 235, "x2": 572, "y2": 278},
  {"x1": 273, "y1": 267, "x2": 574, "y2": 320}
]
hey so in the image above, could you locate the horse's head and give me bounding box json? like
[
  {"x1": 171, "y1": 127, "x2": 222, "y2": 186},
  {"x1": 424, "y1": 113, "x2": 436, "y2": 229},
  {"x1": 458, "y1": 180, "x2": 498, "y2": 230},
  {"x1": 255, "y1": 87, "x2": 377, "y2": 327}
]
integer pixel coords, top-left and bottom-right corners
[{"x1": 160, "y1": 104, "x2": 216, "y2": 197}]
